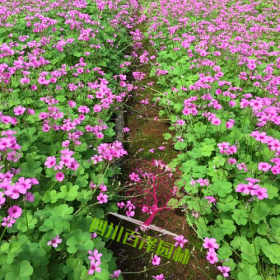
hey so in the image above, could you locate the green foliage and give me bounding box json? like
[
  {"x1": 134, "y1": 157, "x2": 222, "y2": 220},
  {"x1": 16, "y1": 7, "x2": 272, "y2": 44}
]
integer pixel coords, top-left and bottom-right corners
[
  {"x1": 0, "y1": 0, "x2": 132, "y2": 279},
  {"x1": 237, "y1": 265, "x2": 262, "y2": 280},
  {"x1": 144, "y1": 1, "x2": 280, "y2": 278}
]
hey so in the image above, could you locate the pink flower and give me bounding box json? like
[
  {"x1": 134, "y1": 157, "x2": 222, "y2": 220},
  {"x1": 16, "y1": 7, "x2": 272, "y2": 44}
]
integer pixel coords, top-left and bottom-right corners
[
  {"x1": 16, "y1": 177, "x2": 32, "y2": 192},
  {"x1": 68, "y1": 83, "x2": 77, "y2": 91},
  {"x1": 123, "y1": 127, "x2": 130, "y2": 132},
  {"x1": 30, "y1": 85, "x2": 37, "y2": 91},
  {"x1": 54, "y1": 161, "x2": 64, "y2": 171},
  {"x1": 206, "y1": 250, "x2": 219, "y2": 264},
  {"x1": 142, "y1": 206, "x2": 150, "y2": 213},
  {"x1": 38, "y1": 76, "x2": 49, "y2": 85},
  {"x1": 211, "y1": 117, "x2": 221, "y2": 125},
  {"x1": 2, "y1": 216, "x2": 16, "y2": 227},
  {"x1": 88, "y1": 249, "x2": 102, "y2": 262},
  {"x1": 218, "y1": 142, "x2": 237, "y2": 155},
  {"x1": 55, "y1": 172, "x2": 65, "y2": 182},
  {"x1": 245, "y1": 178, "x2": 260, "y2": 184},
  {"x1": 68, "y1": 101, "x2": 76, "y2": 107},
  {"x1": 258, "y1": 162, "x2": 272, "y2": 172},
  {"x1": 255, "y1": 131, "x2": 268, "y2": 143},
  {"x1": 204, "y1": 196, "x2": 216, "y2": 204},
  {"x1": 38, "y1": 112, "x2": 48, "y2": 119},
  {"x1": 226, "y1": 145, "x2": 237, "y2": 155},
  {"x1": 236, "y1": 183, "x2": 247, "y2": 193},
  {"x1": 152, "y1": 255, "x2": 161, "y2": 266},
  {"x1": 126, "y1": 207, "x2": 135, "y2": 217},
  {"x1": 172, "y1": 186, "x2": 179, "y2": 195},
  {"x1": 62, "y1": 140, "x2": 70, "y2": 147},
  {"x1": 47, "y1": 235, "x2": 62, "y2": 248},
  {"x1": 97, "y1": 193, "x2": 108, "y2": 204},
  {"x1": 31, "y1": 178, "x2": 39, "y2": 185},
  {"x1": 117, "y1": 202, "x2": 125, "y2": 208},
  {"x1": 14, "y1": 106, "x2": 26, "y2": 115},
  {"x1": 152, "y1": 274, "x2": 165, "y2": 280},
  {"x1": 237, "y1": 162, "x2": 248, "y2": 171},
  {"x1": 129, "y1": 172, "x2": 140, "y2": 182},
  {"x1": 252, "y1": 187, "x2": 268, "y2": 200},
  {"x1": 217, "y1": 266, "x2": 231, "y2": 278},
  {"x1": 177, "y1": 119, "x2": 185, "y2": 125},
  {"x1": 228, "y1": 158, "x2": 237, "y2": 164},
  {"x1": 158, "y1": 146, "x2": 165, "y2": 150},
  {"x1": 0, "y1": 192, "x2": 6, "y2": 207},
  {"x1": 78, "y1": 105, "x2": 90, "y2": 113},
  {"x1": 196, "y1": 178, "x2": 209, "y2": 186},
  {"x1": 45, "y1": 156, "x2": 56, "y2": 168},
  {"x1": 61, "y1": 155, "x2": 74, "y2": 167},
  {"x1": 203, "y1": 238, "x2": 219, "y2": 250},
  {"x1": 88, "y1": 260, "x2": 101, "y2": 275},
  {"x1": 93, "y1": 105, "x2": 102, "y2": 112},
  {"x1": 99, "y1": 184, "x2": 108, "y2": 192},
  {"x1": 8, "y1": 205, "x2": 22, "y2": 218},
  {"x1": 42, "y1": 124, "x2": 50, "y2": 132},
  {"x1": 125, "y1": 201, "x2": 135, "y2": 210},
  {"x1": 132, "y1": 71, "x2": 146, "y2": 81},
  {"x1": 5, "y1": 184, "x2": 22, "y2": 199},
  {"x1": 226, "y1": 120, "x2": 235, "y2": 129},
  {"x1": 25, "y1": 192, "x2": 34, "y2": 202},
  {"x1": 20, "y1": 77, "x2": 30, "y2": 84},
  {"x1": 271, "y1": 165, "x2": 280, "y2": 175},
  {"x1": 110, "y1": 270, "x2": 121, "y2": 279},
  {"x1": 28, "y1": 108, "x2": 35, "y2": 115},
  {"x1": 88, "y1": 182, "x2": 96, "y2": 190},
  {"x1": 174, "y1": 235, "x2": 188, "y2": 248}
]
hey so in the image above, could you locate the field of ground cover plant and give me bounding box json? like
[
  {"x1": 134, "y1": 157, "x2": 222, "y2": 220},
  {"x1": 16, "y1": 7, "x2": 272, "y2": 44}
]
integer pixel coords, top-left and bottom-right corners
[
  {"x1": 0, "y1": 0, "x2": 280, "y2": 279},
  {"x1": 134, "y1": 0, "x2": 280, "y2": 279},
  {"x1": 0, "y1": 0, "x2": 139, "y2": 279}
]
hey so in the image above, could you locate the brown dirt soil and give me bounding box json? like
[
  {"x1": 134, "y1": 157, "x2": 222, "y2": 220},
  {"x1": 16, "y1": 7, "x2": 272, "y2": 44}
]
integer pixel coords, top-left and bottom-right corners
[
  {"x1": 107, "y1": 63, "x2": 219, "y2": 280},
  {"x1": 107, "y1": 11, "x2": 219, "y2": 280}
]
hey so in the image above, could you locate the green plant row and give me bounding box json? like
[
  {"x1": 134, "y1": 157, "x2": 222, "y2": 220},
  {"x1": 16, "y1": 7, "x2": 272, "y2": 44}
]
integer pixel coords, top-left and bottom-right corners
[
  {"x1": 0, "y1": 0, "x2": 136, "y2": 279},
  {"x1": 140, "y1": 0, "x2": 280, "y2": 279}
]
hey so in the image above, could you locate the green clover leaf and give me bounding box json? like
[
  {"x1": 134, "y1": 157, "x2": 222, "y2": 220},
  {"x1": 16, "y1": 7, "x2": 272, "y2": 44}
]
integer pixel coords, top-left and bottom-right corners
[
  {"x1": 0, "y1": 240, "x2": 20, "y2": 265},
  {"x1": 241, "y1": 244, "x2": 259, "y2": 264},
  {"x1": 237, "y1": 265, "x2": 262, "y2": 280},
  {"x1": 212, "y1": 181, "x2": 232, "y2": 197},
  {"x1": 42, "y1": 190, "x2": 59, "y2": 204},
  {"x1": 217, "y1": 244, "x2": 232, "y2": 259},
  {"x1": 251, "y1": 202, "x2": 270, "y2": 224},
  {"x1": 174, "y1": 141, "x2": 187, "y2": 151},
  {"x1": 217, "y1": 195, "x2": 238, "y2": 212},
  {"x1": 66, "y1": 229, "x2": 93, "y2": 254},
  {"x1": 19, "y1": 153, "x2": 42, "y2": 177},
  {"x1": 232, "y1": 208, "x2": 248, "y2": 225},
  {"x1": 57, "y1": 184, "x2": 79, "y2": 201},
  {"x1": 17, "y1": 243, "x2": 47, "y2": 267},
  {"x1": 16, "y1": 214, "x2": 38, "y2": 232},
  {"x1": 39, "y1": 216, "x2": 70, "y2": 235},
  {"x1": 262, "y1": 244, "x2": 280, "y2": 265},
  {"x1": 4, "y1": 260, "x2": 33, "y2": 280},
  {"x1": 47, "y1": 204, "x2": 73, "y2": 221},
  {"x1": 218, "y1": 219, "x2": 236, "y2": 235},
  {"x1": 230, "y1": 236, "x2": 250, "y2": 250},
  {"x1": 188, "y1": 146, "x2": 203, "y2": 159}
]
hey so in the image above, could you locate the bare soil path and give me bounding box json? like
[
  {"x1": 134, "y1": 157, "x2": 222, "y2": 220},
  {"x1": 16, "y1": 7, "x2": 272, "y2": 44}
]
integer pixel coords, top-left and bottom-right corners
[{"x1": 107, "y1": 14, "x2": 219, "y2": 280}]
